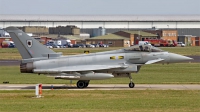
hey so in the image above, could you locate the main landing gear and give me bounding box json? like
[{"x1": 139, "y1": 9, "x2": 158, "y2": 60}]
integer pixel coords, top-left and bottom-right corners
[
  {"x1": 76, "y1": 80, "x2": 90, "y2": 88},
  {"x1": 128, "y1": 73, "x2": 135, "y2": 88}
]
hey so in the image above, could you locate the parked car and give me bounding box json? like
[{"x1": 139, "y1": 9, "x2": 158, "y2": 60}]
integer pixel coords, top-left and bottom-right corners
[
  {"x1": 68, "y1": 44, "x2": 73, "y2": 48},
  {"x1": 45, "y1": 44, "x2": 53, "y2": 48},
  {"x1": 98, "y1": 44, "x2": 104, "y2": 47},
  {"x1": 1, "y1": 40, "x2": 15, "y2": 48},
  {"x1": 63, "y1": 43, "x2": 74, "y2": 48},
  {"x1": 52, "y1": 44, "x2": 60, "y2": 48},
  {"x1": 104, "y1": 44, "x2": 109, "y2": 47},
  {"x1": 58, "y1": 44, "x2": 72, "y2": 48},
  {"x1": 177, "y1": 42, "x2": 185, "y2": 47},
  {"x1": 91, "y1": 44, "x2": 99, "y2": 48},
  {"x1": 99, "y1": 44, "x2": 109, "y2": 47},
  {"x1": 8, "y1": 43, "x2": 15, "y2": 48},
  {"x1": 73, "y1": 44, "x2": 86, "y2": 48},
  {"x1": 86, "y1": 44, "x2": 95, "y2": 48}
]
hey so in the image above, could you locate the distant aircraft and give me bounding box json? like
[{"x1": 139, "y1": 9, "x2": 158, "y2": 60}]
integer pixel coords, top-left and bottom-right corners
[{"x1": 6, "y1": 27, "x2": 193, "y2": 88}]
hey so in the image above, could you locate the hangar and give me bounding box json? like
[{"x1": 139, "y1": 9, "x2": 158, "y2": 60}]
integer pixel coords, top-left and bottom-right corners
[{"x1": 0, "y1": 15, "x2": 200, "y2": 36}]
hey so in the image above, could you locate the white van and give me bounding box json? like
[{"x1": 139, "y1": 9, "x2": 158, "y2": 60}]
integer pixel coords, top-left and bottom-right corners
[
  {"x1": 138, "y1": 41, "x2": 151, "y2": 46},
  {"x1": 177, "y1": 42, "x2": 185, "y2": 47}
]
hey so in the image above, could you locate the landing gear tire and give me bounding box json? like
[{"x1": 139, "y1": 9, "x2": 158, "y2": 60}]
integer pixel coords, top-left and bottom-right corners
[
  {"x1": 77, "y1": 81, "x2": 85, "y2": 89},
  {"x1": 129, "y1": 82, "x2": 135, "y2": 88}
]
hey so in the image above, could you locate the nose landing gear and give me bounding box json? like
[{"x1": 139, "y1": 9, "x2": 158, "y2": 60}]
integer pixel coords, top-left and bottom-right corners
[{"x1": 128, "y1": 73, "x2": 135, "y2": 88}]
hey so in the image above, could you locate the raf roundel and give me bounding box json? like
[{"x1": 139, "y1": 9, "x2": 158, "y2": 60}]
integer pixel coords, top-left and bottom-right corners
[{"x1": 27, "y1": 40, "x2": 33, "y2": 48}]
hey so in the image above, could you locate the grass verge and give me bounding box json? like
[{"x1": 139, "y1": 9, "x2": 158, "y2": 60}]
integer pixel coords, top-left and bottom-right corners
[{"x1": 0, "y1": 90, "x2": 200, "y2": 112}]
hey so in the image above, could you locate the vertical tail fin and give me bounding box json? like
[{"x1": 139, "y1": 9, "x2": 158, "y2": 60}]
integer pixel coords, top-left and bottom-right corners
[{"x1": 6, "y1": 27, "x2": 55, "y2": 59}]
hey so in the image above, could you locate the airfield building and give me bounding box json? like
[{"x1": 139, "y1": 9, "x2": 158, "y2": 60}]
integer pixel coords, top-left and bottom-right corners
[{"x1": 0, "y1": 15, "x2": 200, "y2": 37}]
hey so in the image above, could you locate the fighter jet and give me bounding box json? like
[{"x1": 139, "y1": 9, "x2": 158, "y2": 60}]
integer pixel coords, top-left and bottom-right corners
[{"x1": 6, "y1": 27, "x2": 193, "y2": 88}]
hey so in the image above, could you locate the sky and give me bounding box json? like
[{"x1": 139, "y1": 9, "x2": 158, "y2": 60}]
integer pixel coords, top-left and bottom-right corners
[{"x1": 0, "y1": 0, "x2": 200, "y2": 15}]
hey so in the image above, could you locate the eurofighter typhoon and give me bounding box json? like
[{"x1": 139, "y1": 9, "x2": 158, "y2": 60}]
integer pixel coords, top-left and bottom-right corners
[{"x1": 6, "y1": 27, "x2": 193, "y2": 88}]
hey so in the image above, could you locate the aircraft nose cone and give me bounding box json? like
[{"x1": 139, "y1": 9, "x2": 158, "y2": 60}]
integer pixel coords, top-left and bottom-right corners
[{"x1": 169, "y1": 53, "x2": 193, "y2": 63}]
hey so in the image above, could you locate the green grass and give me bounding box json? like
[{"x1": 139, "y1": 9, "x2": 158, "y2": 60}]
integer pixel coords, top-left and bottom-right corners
[
  {"x1": 0, "y1": 90, "x2": 200, "y2": 112},
  {"x1": 0, "y1": 46, "x2": 199, "y2": 60},
  {"x1": 0, "y1": 63, "x2": 199, "y2": 84},
  {"x1": 161, "y1": 46, "x2": 200, "y2": 56}
]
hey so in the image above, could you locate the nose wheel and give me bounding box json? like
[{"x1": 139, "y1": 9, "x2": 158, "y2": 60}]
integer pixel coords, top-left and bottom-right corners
[
  {"x1": 128, "y1": 73, "x2": 135, "y2": 88},
  {"x1": 129, "y1": 82, "x2": 135, "y2": 88}
]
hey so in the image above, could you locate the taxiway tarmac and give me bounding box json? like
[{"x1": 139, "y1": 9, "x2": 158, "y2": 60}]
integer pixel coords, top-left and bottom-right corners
[{"x1": 0, "y1": 84, "x2": 200, "y2": 90}]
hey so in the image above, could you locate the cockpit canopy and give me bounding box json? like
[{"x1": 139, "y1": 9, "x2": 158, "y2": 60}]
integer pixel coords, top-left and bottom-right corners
[{"x1": 124, "y1": 45, "x2": 164, "y2": 52}]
